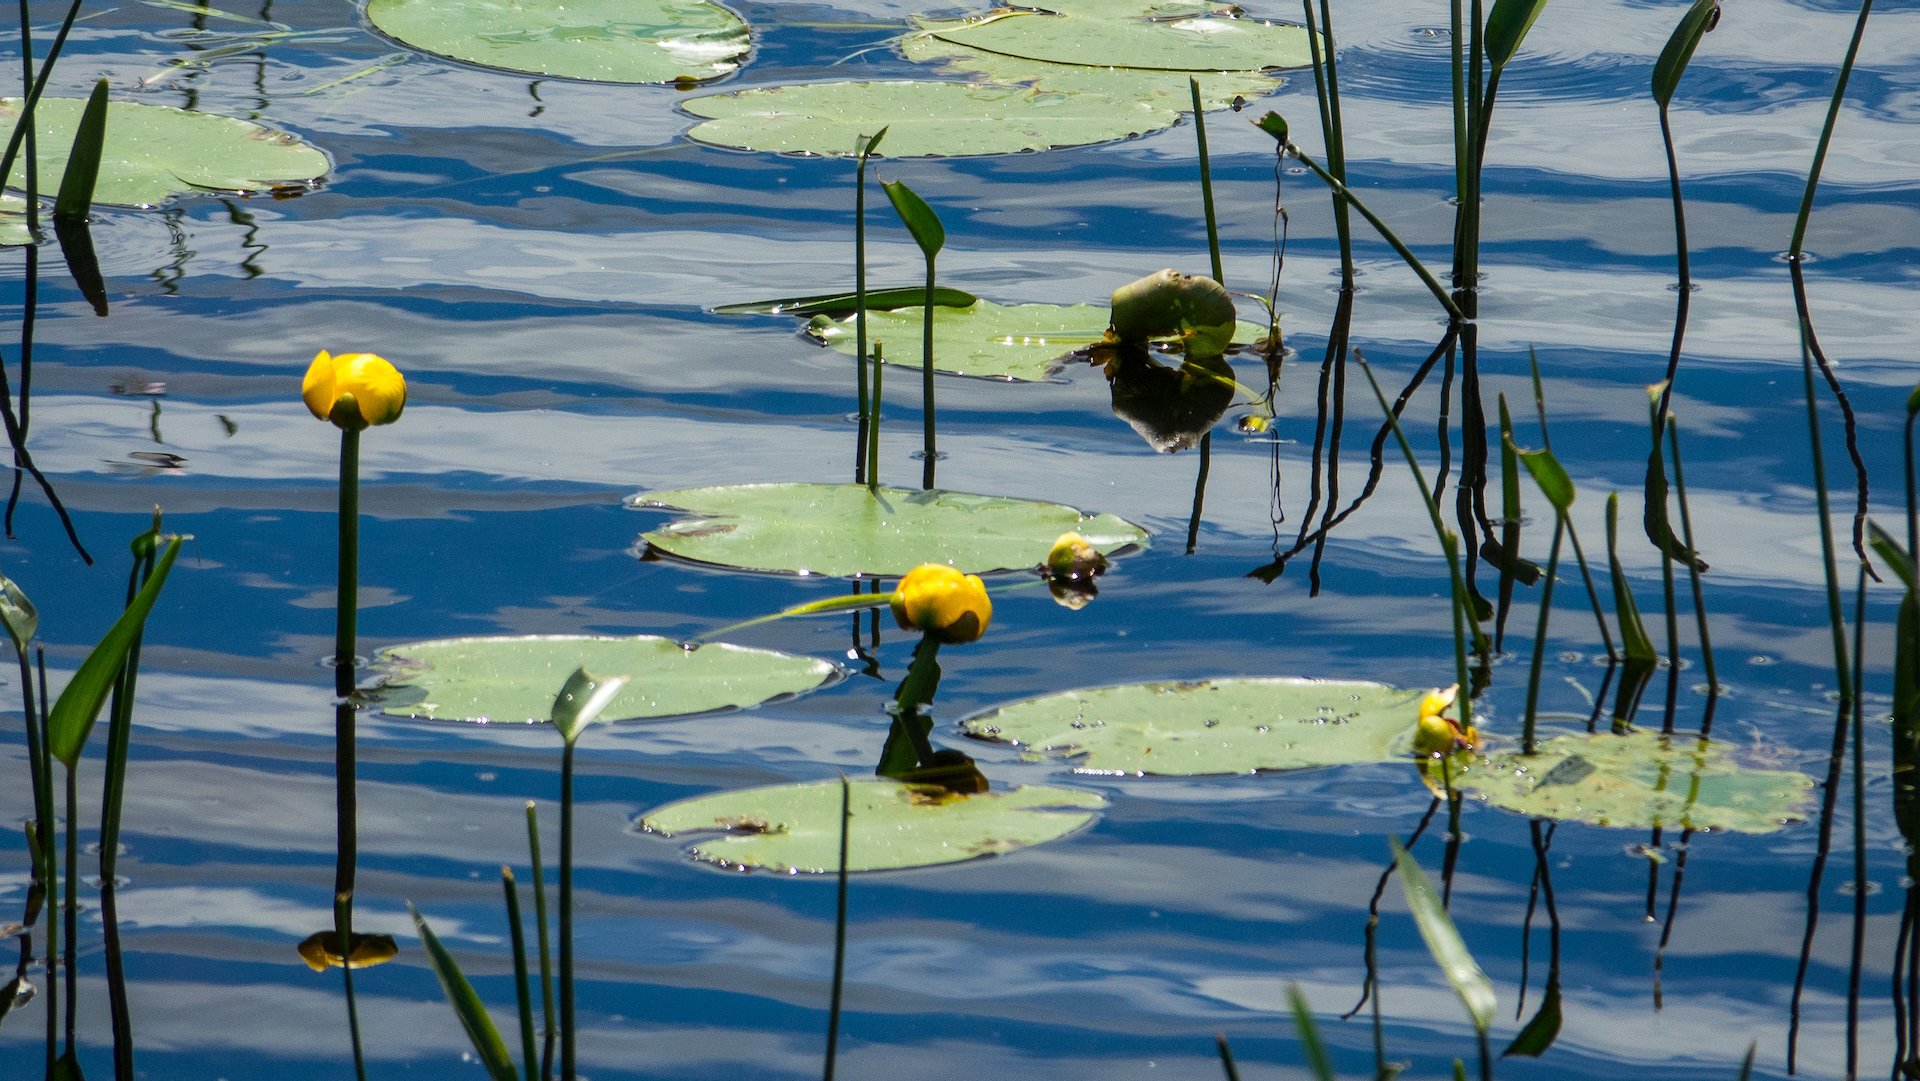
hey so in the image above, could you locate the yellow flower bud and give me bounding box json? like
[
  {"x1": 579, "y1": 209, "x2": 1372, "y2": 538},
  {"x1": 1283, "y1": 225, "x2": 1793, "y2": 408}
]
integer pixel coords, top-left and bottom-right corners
[
  {"x1": 1411, "y1": 684, "x2": 1474, "y2": 758},
  {"x1": 891, "y1": 563, "x2": 991, "y2": 644},
  {"x1": 303, "y1": 350, "x2": 406, "y2": 431},
  {"x1": 1044, "y1": 531, "x2": 1108, "y2": 581}
]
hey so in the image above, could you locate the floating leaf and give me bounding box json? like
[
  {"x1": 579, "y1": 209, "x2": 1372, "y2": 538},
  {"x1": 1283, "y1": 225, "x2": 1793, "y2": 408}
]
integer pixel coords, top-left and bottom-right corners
[
  {"x1": 918, "y1": 4, "x2": 1313, "y2": 74},
  {"x1": 368, "y1": 634, "x2": 837, "y2": 724},
  {"x1": 366, "y1": 0, "x2": 749, "y2": 84},
  {"x1": 639, "y1": 777, "x2": 1104, "y2": 872},
  {"x1": 1454, "y1": 729, "x2": 1813, "y2": 834},
  {"x1": 631, "y1": 482, "x2": 1148, "y2": 577},
  {"x1": 682, "y1": 80, "x2": 1180, "y2": 158},
  {"x1": 0, "y1": 97, "x2": 328, "y2": 208},
  {"x1": 901, "y1": 29, "x2": 1282, "y2": 110},
  {"x1": 809, "y1": 301, "x2": 1107, "y2": 381},
  {"x1": 961, "y1": 678, "x2": 1426, "y2": 776}
]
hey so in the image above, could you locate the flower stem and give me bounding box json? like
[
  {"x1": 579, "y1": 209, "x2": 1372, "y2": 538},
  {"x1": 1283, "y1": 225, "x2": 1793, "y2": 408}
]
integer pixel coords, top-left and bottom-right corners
[{"x1": 333, "y1": 427, "x2": 367, "y2": 1081}]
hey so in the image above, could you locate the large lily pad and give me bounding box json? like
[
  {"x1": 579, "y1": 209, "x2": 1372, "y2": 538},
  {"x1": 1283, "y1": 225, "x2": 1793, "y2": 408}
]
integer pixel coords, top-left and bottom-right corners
[
  {"x1": 902, "y1": 31, "x2": 1283, "y2": 110},
  {"x1": 681, "y1": 80, "x2": 1180, "y2": 158},
  {"x1": 0, "y1": 97, "x2": 329, "y2": 208},
  {"x1": 630, "y1": 483, "x2": 1149, "y2": 577},
  {"x1": 1455, "y1": 729, "x2": 1814, "y2": 834},
  {"x1": 368, "y1": 634, "x2": 838, "y2": 724},
  {"x1": 808, "y1": 300, "x2": 1108, "y2": 381},
  {"x1": 919, "y1": 4, "x2": 1313, "y2": 74},
  {"x1": 961, "y1": 678, "x2": 1427, "y2": 776},
  {"x1": 366, "y1": 0, "x2": 750, "y2": 84},
  {"x1": 639, "y1": 777, "x2": 1105, "y2": 872}
]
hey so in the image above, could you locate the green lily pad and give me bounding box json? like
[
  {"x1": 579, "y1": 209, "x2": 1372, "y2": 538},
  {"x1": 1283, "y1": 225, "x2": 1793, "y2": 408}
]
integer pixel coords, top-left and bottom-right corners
[
  {"x1": 0, "y1": 97, "x2": 329, "y2": 208},
  {"x1": 367, "y1": 634, "x2": 838, "y2": 724},
  {"x1": 1455, "y1": 729, "x2": 1814, "y2": 834},
  {"x1": 681, "y1": 80, "x2": 1180, "y2": 158},
  {"x1": 918, "y1": 4, "x2": 1314, "y2": 74},
  {"x1": 902, "y1": 29, "x2": 1283, "y2": 110},
  {"x1": 366, "y1": 0, "x2": 750, "y2": 84},
  {"x1": 630, "y1": 482, "x2": 1149, "y2": 577},
  {"x1": 639, "y1": 777, "x2": 1106, "y2": 872},
  {"x1": 808, "y1": 301, "x2": 1109, "y2": 381},
  {"x1": 961, "y1": 677, "x2": 1427, "y2": 776}
]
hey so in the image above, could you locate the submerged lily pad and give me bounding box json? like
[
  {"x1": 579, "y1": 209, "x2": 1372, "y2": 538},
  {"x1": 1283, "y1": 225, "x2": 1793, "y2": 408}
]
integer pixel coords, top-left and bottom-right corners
[
  {"x1": 1456, "y1": 729, "x2": 1814, "y2": 834},
  {"x1": 366, "y1": 0, "x2": 749, "y2": 83},
  {"x1": 903, "y1": 31, "x2": 1283, "y2": 110},
  {"x1": 0, "y1": 97, "x2": 329, "y2": 208},
  {"x1": 631, "y1": 483, "x2": 1148, "y2": 577},
  {"x1": 961, "y1": 678, "x2": 1426, "y2": 776},
  {"x1": 808, "y1": 300, "x2": 1109, "y2": 381},
  {"x1": 368, "y1": 634, "x2": 837, "y2": 724},
  {"x1": 639, "y1": 777, "x2": 1105, "y2": 872},
  {"x1": 682, "y1": 80, "x2": 1180, "y2": 157}
]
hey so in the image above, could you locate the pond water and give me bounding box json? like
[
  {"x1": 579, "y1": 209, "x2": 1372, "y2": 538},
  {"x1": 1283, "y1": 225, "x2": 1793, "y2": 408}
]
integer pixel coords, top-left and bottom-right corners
[{"x1": 3, "y1": 0, "x2": 1919, "y2": 1078}]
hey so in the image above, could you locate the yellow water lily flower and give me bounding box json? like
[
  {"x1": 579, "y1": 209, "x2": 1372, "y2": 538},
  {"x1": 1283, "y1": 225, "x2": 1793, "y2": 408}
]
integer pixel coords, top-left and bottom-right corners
[
  {"x1": 891, "y1": 563, "x2": 991, "y2": 644},
  {"x1": 303, "y1": 350, "x2": 406, "y2": 431}
]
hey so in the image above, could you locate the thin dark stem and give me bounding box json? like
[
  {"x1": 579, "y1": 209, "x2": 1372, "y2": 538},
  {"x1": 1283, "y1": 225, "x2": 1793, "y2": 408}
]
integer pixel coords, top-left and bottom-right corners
[
  {"x1": 62, "y1": 762, "x2": 76, "y2": 1056},
  {"x1": 1186, "y1": 433, "x2": 1211, "y2": 556},
  {"x1": 505, "y1": 868, "x2": 538, "y2": 1081},
  {"x1": 919, "y1": 258, "x2": 937, "y2": 491},
  {"x1": 527, "y1": 802, "x2": 556, "y2": 1081},
  {"x1": 560, "y1": 740, "x2": 578, "y2": 1081}
]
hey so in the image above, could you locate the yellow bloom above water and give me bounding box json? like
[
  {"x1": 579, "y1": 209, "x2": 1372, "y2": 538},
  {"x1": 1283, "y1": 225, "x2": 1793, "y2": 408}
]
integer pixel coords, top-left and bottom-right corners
[
  {"x1": 303, "y1": 350, "x2": 406, "y2": 431},
  {"x1": 891, "y1": 563, "x2": 991, "y2": 644},
  {"x1": 1411, "y1": 683, "x2": 1479, "y2": 758}
]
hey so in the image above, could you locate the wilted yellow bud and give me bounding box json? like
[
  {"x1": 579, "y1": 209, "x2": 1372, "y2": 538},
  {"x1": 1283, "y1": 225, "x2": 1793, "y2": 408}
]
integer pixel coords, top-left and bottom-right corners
[
  {"x1": 303, "y1": 350, "x2": 406, "y2": 431},
  {"x1": 1045, "y1": 531, "x2": 1108, "y2": 581},
  {"x1": 1411, "y1": 684, "x2": 1478, "y2": 758},
  {"x1": 891, "y1": 563, "x2": 991, "y2": 644}
]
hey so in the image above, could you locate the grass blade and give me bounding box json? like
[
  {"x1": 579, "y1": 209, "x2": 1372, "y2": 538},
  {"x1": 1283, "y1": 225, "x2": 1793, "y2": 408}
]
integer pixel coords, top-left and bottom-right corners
[
  {"x1": 47, "y1": 538, "x2": 181, "y2": 767},
  {"x1": 1391, "y1": 839, "x2": 1495, "y2": 1033},
  {"x1": 409, "y1": 904, "x2": 519, "y2": 1081},
  {"x1": 1286, "y1": 986, "x2": 1338, "y2": 1081}
]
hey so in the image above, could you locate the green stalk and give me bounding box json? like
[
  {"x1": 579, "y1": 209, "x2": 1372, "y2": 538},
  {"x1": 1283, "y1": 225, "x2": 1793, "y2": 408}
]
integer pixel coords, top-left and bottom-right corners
[
  {"x1": 62, "y1": 759, "x2": 76, "y2": 1055},
  {"x1": 1668, "y1": 421, "x2": 1717, "y2": 696},
  {"x1": 1788, "y1": 1, "x2": 1874, "y2": 257},
  {"x1": 101, "y1": 524, "x2": 159, "y2": 1081},
  {"x1": 1358, "y1": 356, "x2": 1485, "y2": 728},
  {"x1": 1522, "y1": 519, "x2": 1564, "y2": 756},
  {"x1": 867, "y1": 342, "x2": 884, "y2": 492},
  {"x1": 560, "y1": 741, "x2": 578, "y2": 1081},
  {"x1": 1188, "y1": 77, "x2": 1223, "y2": 286},
  {"x1": 919, "y1": 255, "x2": 937, "y2": 490},
  {"x1": 1301, "y1": 0, "x2": 1353, "y2": 281},
  {"x1": 36, "y1": 652, "x2": 55, "y2": 1080},
  {"x1": 525, "y1": 802, "x2": 555, "y2": 1081},
  {"x1": 1253, "y1": 125, "x2": 1464, "y2": 323},
  {"x1": 504, "y1": 867, "x2": 538, "y2": 1081},
  {"x1": 852, "y1": 131, "x2": 887, "y2": 484},
  {"x1": 333, "y1": 426, "x2": 368, "y2": 1081}
]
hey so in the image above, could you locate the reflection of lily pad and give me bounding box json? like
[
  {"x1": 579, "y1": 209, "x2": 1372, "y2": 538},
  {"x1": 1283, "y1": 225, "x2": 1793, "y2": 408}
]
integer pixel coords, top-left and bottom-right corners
[
  {"x1": 368, "y1": 634, "x2": 837, "y2": 724},
  {"x1": 638, "y1": 778, "x2": 1105, "y2": 872},
  {"x1": 0, "y1": 97, "x2": 329, "y2": 208},
  {"x1": 961, "y1": 678, "x2": 1426, "y2": 776},
  {"x1": 1456, "y1": 729, "x2": 1814, "y2": 834},
  {"x1": 367, "y1": 0, "x2": 750, "y2": 83},
  {"x1": 808, "y1": 301, "x2": 1109, "y2": 381},
  {"x1": 630, "y1": 483, "x2": 1149, "y2": 577},
  {"x1": 682, "y1": 80, "x2": 1179, "y2": 158}
]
